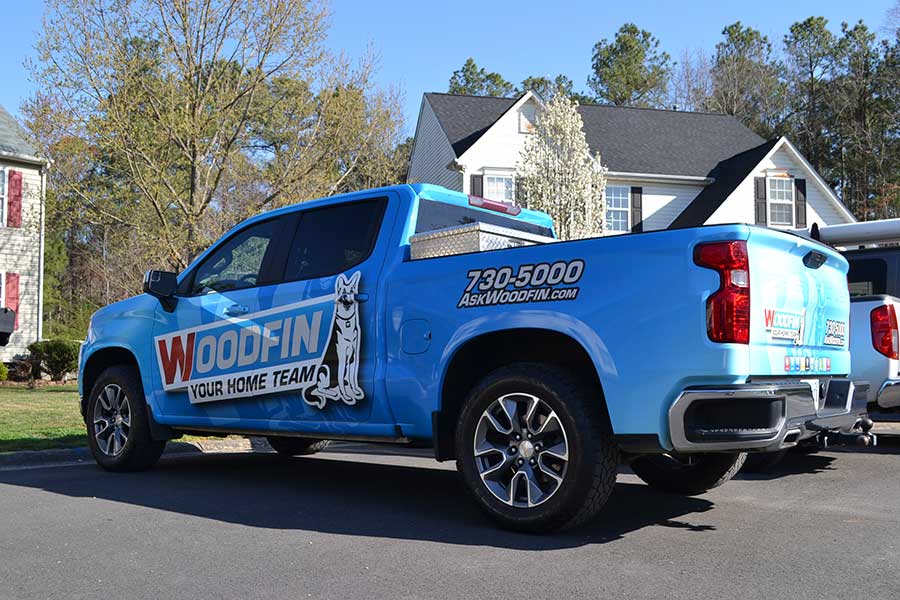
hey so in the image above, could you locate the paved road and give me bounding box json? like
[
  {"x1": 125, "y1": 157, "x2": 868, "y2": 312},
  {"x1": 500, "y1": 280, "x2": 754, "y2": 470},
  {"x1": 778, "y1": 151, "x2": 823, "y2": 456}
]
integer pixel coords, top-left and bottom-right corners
[{"x1": 1, "y1": 443, "x2": 899, "y2": 600}]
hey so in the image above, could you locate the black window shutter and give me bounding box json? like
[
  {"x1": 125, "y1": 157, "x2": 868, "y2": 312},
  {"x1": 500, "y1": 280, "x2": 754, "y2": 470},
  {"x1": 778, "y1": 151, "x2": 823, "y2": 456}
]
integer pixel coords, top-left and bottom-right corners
[
  {"x1": 795, "y1": 179, "x2": 807, "y2": 228},
  {"x1": 754, "y1": 177, "x2": 767, "y2": 225},
  {"x1": 470, "y1": 174, "x2": 483, "y2": 197},
  {"x1": 515, "y1": 177, "x2": 525, "y2": 204},
  {"x1": 630, "y1": 187, "x2": 643, "y2": 233}
]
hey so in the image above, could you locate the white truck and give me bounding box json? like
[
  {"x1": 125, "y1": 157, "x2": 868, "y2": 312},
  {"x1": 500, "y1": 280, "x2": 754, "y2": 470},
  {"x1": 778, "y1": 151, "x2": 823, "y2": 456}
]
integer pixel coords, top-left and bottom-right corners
[
  {"x1": 806, "y1": 220, "x2": 900, "y2": 411},
  {"x1": 846, "y1": 250, "x2": 900, "y2": 410}
]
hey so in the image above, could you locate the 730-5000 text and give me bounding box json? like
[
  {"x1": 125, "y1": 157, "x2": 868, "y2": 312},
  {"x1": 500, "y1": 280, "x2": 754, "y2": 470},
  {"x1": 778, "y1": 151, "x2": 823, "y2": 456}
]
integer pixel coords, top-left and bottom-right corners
[{"x1": 458, "y1": 260, "x2": 585, "y2": 308}]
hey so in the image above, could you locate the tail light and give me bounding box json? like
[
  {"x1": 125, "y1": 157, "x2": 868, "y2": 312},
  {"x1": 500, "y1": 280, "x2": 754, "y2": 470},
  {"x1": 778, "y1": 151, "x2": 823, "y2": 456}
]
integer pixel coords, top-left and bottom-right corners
[
  {"x1": 694, "y1": 241, "x2": 750, "y2": 344},
  {"x1": 870, "y1": 304, "x2": 899, "y2": 359}
]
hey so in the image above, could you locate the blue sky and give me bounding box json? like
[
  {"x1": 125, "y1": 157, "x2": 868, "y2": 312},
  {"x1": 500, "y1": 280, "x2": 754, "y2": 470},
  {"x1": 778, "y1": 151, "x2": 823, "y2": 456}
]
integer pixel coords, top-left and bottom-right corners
[{"x1": 2, "y1": 0, "x2": 896, "y2": 136}]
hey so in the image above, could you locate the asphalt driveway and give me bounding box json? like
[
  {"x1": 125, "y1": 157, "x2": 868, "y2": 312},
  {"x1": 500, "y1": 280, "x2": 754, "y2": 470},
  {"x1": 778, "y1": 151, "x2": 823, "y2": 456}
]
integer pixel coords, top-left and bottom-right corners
[{"x1": 1, "y1": 443, "x2": 898, "y2": 599}]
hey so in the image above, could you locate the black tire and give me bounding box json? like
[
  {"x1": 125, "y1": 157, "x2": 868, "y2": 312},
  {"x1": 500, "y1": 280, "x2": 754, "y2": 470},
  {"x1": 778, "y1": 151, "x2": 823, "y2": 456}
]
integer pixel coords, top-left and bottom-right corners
[
  {"x1": 86, "y1": 365, "x2": 166, "y2": 472},
  {"x1": 741, "y1": 449, "x2": 788, "y2": 473},
  {"x1": 455, "y1": 363, "x2": 618, "y2": 533},
  {"x1": 631, "y1": 452, "x2": 745, "y2": 495},
  {"x1": 266, "y1": 436, "x2": 330, "y2": 456}
]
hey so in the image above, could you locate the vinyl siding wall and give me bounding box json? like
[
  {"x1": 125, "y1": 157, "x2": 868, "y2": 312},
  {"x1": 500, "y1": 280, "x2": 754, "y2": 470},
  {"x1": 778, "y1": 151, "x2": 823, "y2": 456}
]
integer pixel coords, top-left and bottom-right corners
[
  {"x1": 0, "y1": 162, "x2": 43, "y2": 362},
  {"x1": 607, "y1": 178, "x2": 703, "y2": 231},
  {"x1": 460, "y1": 98, "x2": 537, "y2": 195},
  {"x1": 407, "y1": 100, "x2": 463, "y2": 191},
  {"x1": 706, "y1": 145, "x2": 852, "y2": 228}
]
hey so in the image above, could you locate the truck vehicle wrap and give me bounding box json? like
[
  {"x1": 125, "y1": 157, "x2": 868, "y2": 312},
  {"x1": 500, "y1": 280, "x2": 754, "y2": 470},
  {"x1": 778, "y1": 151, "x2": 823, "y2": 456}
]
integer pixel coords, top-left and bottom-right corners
[{"x1": 79, "y1": 183, "x2": 866, "y2": 531}]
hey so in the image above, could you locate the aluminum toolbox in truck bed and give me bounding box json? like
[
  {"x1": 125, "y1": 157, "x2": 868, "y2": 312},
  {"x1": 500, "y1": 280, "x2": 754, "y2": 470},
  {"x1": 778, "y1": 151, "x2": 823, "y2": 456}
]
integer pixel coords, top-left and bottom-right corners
[{"x1": 410, "y1": 222, "x2": 555, "y2": 260}]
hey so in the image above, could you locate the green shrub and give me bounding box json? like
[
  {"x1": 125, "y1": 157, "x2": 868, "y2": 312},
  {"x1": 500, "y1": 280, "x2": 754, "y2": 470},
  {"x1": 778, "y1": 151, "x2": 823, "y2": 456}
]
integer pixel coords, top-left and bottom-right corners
[
  {"x1": 27, "y1": 340, "x2": 81, "y2": 381},
  {"x1": 0, "y1": 362, "x2": 8, "y2": 382}
]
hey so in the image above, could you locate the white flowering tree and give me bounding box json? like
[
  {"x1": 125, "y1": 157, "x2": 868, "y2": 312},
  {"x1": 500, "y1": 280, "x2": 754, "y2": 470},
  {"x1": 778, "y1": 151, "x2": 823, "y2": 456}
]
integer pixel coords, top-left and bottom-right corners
[{"x1": 517, "y1": 95, "x2": 608, "y2": 240}]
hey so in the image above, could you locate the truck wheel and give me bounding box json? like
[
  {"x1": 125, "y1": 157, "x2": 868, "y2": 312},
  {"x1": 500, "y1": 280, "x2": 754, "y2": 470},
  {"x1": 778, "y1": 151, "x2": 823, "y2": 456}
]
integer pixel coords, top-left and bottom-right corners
[
  {"x1": 455, "y1": 363, "x2": 618, "y2": 533},
  {"x1": 266, "y1": 437, "x2": 330, "y2": 456},
  {"x1": 630, "y1": 452, "x2": 745, "y2": 495},
  {"x1": 86, "y1": 365, "x2": 166, "y2": 472},
  {"x1": 741, "y1": 449, "x2": 787, "y2": 473}
]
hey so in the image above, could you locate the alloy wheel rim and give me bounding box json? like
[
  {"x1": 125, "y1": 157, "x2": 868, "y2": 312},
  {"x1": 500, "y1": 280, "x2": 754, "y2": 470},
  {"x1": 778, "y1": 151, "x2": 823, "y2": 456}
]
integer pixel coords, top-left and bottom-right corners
[
  {"x1": 473, "y1": 392, "x2": 569, "y2": 508},
  {"x1": 93, "y1": 384, "x2": 131, "y2": 457}
]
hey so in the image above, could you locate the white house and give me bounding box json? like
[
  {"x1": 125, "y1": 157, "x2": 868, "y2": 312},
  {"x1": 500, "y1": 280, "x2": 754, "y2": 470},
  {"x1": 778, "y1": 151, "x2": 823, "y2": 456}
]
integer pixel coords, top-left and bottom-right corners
[
  {"x1": 0, "y1": 104, "x2": 46, "y2": 362},
  {"x1": 407, "y1": 91, "x2": 855, "y2": 234}
]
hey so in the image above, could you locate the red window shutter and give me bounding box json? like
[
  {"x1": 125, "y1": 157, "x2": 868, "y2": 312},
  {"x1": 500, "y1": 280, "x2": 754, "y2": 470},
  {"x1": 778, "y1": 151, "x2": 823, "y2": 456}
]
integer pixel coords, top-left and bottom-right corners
[
  {"x1": 5, "y1": 272, "x2": 19, "y2": 329},
  {"x1": 7, "y1": 170, "x2": 22, "y2": 227}
]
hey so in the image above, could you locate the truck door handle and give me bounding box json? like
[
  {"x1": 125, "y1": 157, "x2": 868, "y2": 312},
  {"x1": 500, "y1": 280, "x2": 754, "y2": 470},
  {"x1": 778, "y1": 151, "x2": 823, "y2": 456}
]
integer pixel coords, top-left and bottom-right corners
[
  {"x1": 337, "y1": 293, "x2": 369, "y2": 306},
  {"x1": 224, "y1": 304, "x2": 249, "y2": 317}
]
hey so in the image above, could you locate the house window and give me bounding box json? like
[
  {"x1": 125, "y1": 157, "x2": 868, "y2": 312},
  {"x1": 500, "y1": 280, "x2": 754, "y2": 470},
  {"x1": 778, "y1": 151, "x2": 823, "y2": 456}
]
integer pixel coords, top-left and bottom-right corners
[
  {"x1": 484, "y1": 175, "x2": 514, "y2": 202},
  {"x1": 605, "y1": 185, "x2": 630, "y2": 233},
  {"x1": 0, "y1": 168, "x2": 6, "y2": 226},
  {"x1": 768, "y1": 177, "x2": 794, "y2": 227}
]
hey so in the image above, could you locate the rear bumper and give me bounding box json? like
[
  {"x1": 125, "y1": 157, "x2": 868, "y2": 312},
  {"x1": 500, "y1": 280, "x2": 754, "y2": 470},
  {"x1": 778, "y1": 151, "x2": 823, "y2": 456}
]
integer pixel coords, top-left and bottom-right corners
[
  {"x1": 876, "y1": 380, "x2": 900, "y2": 409},
  {"x1": 669, "y1": 379, "x2": 869, "y2": 453}
]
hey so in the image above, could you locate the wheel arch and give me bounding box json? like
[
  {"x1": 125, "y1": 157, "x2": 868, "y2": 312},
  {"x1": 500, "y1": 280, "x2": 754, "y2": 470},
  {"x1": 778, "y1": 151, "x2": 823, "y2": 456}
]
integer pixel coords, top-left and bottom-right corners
[
  {"x1": 433, "y1": 328, "x2": 611, "y2": 461},
  {"x1": 81, "y1": 344, "x2": 176, "y2": 441},
  {"x1": 80, "y1": 346, "x2": 141, "y2": 418}
]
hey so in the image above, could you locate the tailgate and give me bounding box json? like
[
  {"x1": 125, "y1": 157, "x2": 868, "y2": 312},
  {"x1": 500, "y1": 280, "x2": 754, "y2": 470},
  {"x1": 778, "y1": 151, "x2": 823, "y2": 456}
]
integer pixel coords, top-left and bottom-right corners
[{"x1": 747, "y1": 227, "x2": 850, "y2": 376}]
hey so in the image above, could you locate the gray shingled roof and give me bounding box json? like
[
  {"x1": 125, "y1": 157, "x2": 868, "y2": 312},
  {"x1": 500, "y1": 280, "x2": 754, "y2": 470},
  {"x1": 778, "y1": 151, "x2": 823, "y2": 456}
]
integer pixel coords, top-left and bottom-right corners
[
  {"x1": 424, "y1": 92, "x2": 765, "y2": 178},
  {"x1": 0, "y1": 104, "x2": 40, "y2": 160},
  {"x1": 425, "y1": 93, "x2": 520, "y2": 157},
  {"x1": 668, "y1": 139, "x2": 780, "y2": 228}
]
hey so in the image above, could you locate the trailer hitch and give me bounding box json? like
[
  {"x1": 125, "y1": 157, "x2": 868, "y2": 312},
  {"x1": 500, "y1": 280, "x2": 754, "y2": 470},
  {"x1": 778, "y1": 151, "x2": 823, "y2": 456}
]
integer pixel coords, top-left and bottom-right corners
[{"x1": 811, "y1": 417, "x2": 877, "y2": 449}]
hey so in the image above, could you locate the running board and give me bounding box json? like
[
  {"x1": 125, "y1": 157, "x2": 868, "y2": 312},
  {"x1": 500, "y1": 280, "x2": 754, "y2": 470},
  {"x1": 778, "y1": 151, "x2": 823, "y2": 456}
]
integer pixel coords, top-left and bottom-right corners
[{"x1": 171, "y1": 426, "x2": 411, "y2": 446}]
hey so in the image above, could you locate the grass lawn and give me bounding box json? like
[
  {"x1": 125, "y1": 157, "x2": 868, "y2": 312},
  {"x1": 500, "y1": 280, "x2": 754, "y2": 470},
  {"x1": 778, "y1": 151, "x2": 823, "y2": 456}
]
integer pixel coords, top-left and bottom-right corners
[
  {"x1": 0, "y1": 385, "x2": 86, "y2": 453},
  {"x1": 0, "y1": 384, "x2": 241, "y2": 454}
]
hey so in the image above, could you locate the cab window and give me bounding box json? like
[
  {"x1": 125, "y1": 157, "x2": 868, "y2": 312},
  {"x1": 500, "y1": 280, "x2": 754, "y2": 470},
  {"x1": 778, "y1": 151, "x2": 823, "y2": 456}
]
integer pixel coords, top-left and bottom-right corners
[
  {"x1": 190, "y1": 219, "x2": 276, "y2": 295},
  {"x1": 847, "y1": 258, "x2": 887, "y2": 297},
  {"x1": 283, "y1": 198, "x2": 385, "y2": 281}
]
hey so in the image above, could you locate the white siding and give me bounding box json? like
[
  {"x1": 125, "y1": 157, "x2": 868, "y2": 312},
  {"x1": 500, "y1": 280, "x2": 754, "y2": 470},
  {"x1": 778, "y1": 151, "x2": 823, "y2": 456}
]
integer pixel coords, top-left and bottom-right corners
[
  {"x1": 615, "y1": 179, "x2": 704, "y2": 231},
  {"x1": 407, "y1": 100, "x2": 463, "y2": 191},
  {"x1": 707, "y1": 144, "x2": 852, "y2": 229},
  {"x1": 461, "y1": 98, "x2": 536, "y2": 195},
  {"x1": 0, "y1": 162, "x2": 43, "y2": 362}
]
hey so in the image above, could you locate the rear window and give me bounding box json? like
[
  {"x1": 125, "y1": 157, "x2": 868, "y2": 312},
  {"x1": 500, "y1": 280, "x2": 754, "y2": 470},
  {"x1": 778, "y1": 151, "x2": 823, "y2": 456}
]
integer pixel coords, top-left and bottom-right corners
[
  {"x1": 847, "y1": 258, "x2": 887, "y2": 297},
  {"x1": 415, "y1": 198, "x2": 553, "y2": 237}
]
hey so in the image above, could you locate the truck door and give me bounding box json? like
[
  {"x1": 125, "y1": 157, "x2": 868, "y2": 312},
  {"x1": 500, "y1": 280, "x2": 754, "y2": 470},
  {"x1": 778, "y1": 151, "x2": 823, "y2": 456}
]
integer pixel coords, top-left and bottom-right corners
[
  {"x1": 150, "y1": 194, "x2": 396, "y2": 431},
  {"x1": 150, "y1": 215, "x2": 290, "y2": 420},
  {"x1": 267, "y1": 195, "x2": 392, "y2": 425}
]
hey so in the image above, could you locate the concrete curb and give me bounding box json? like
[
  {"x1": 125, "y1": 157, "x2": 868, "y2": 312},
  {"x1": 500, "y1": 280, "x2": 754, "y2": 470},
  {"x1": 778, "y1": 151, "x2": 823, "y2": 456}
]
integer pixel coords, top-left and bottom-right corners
[{"x1": 0, "y1": 437, "x2": 267, "y2": 470}]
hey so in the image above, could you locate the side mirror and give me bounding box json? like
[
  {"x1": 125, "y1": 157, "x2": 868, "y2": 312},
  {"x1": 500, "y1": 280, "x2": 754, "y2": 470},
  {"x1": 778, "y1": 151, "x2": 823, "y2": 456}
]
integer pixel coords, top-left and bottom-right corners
[{"x1": 143, "y1": 270, "x2": 178, "y2": 312}]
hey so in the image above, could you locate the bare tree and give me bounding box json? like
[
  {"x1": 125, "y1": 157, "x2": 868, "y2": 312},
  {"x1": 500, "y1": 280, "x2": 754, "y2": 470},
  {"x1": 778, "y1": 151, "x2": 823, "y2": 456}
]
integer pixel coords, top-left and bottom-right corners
[
  {"x1": 710, "y1": 22, "x2": 786, "y2": 137},
  {"x1": 886, "y1": 1, "x2": 900, "y2": 36},
  {"x1": 669, "y1": 49, "x2": 714, "y2": 112},
  {"x1": 27, "y1": 0, "x2": 403, "y2": 271}
]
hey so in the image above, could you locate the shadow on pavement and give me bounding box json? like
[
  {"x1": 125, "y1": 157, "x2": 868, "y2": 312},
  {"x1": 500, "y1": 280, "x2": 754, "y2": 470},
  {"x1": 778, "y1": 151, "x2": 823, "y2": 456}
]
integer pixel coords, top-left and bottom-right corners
[
  {"x1": 736, "y1": 435, "x2": 900, "y2": 480},
  {"x1": 0, "y1": 452, "x2": 716, "y2": 550},
  {"x1": 736, "y1": 452, "x2": 837, "y2": 481}
]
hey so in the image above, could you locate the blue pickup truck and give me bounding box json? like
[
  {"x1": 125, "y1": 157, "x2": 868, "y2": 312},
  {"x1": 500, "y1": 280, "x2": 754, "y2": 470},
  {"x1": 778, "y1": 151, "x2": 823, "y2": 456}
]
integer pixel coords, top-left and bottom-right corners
[{"x1": 79, "y1": 183, "x2": 867, "y2": 532}]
